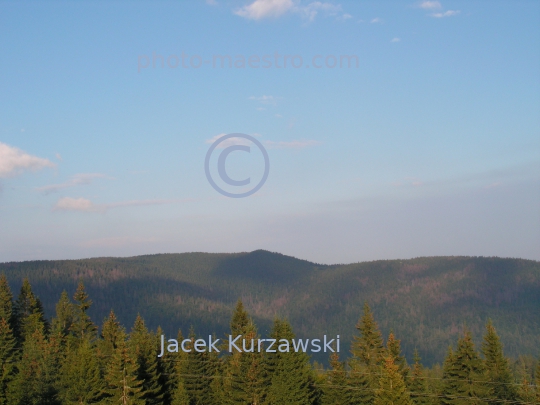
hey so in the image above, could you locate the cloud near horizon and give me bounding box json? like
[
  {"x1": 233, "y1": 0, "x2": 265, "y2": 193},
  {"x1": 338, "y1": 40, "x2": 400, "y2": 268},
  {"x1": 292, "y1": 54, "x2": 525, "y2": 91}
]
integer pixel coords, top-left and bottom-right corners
[
  {"x1": 0, "y1": 142, "x2": 56, "y2": 178},
  {"x1": 37, "y1": 173, "x2": 108, "y2": 194},
  {"x1": 54, "y1": 197, "x2": 193, "y2": 213}
]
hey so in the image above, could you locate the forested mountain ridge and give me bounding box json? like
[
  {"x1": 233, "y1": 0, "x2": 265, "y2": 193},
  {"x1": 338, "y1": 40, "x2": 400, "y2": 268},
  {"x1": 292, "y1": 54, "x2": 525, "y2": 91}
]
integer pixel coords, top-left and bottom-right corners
[{"x1": 1, "y1": 251, "x2": 539, "y2": 365}]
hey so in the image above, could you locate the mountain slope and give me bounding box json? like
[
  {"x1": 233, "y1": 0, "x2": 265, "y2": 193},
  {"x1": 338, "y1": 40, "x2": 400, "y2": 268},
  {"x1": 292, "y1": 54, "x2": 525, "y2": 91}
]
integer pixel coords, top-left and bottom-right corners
[{"x1": 1, "y1": 251, "x2": 538, "y2": 365}]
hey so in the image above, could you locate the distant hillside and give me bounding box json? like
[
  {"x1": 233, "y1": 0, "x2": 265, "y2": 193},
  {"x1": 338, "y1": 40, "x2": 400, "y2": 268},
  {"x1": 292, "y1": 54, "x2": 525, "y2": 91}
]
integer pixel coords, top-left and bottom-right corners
[{"x1": 1, "y1": 251, "x2": 539, "y2": 365}]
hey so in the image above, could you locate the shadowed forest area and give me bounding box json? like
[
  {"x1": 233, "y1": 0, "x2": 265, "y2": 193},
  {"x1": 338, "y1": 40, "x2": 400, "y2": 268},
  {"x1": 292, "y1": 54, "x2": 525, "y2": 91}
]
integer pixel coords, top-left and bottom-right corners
[
  {"x1": 1, "y1": 251, "x2": 539, "y2": 365},
  {"x1": 0, "y1": 275, "x2": 538, "y2": 404}
]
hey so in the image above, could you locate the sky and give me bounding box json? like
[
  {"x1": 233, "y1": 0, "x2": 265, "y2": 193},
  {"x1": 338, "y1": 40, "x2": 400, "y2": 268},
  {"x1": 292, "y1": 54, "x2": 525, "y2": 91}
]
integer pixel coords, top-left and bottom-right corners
[{"x1": 0, "y1": 0, "x2": 539, "y2": 264}]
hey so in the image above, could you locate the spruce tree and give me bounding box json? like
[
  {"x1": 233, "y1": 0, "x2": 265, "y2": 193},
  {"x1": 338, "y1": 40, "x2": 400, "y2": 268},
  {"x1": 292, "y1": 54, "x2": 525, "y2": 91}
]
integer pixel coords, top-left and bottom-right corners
[
  {"x1": 387, "y1": 332, "x2": 409, "y2": 383},
  {"x1": 12, "y1": 278, "x2": 48, "y2": 345},
  {"x1": 374, "y1": 357, "x2": 413, "y2": 405},
  {"x1": 0, "y1": 319, "x2": 16, "y2": 405},
  {"x1": 128, "y1": 315, "x2": 163, "y2": 404},
  {"x1": 266, "y1": 319, "x2": 313, "y2": 405},
  {"x1": 408, "y1": 350, "x2": 431, "y2": 405},
  {"x1": 481, "y1": 320, "x2": 518, "y2": 403},
  {"x1": 104, "y1": 336, "x2": 144, "y2": 405},
  {"x1": 71, "y1": 281, "x2": 97, "y2": 343},
  {"x1": 321, "y1": 351, "x2": 349, "y2": 405},
  {"x1": 441, "y1": 331, "x2": 488, "y2": 405},
  {"x1": 57, "y1": 338, "x2": 104, "y2": 404},
  {"x1": 7, "y1": 326, "x2": 61, "y2": 405},
  {"x1": 351, "y1": 302, "x2": 385, "y2": 369},
  {"x1": 51, "y1": 291, "x2": 74, "y2": 342},
  {"x1": 0, "y1": 275, "x2": 13, "y2": 328},
  {"x1": 349, "y1": 302, "x2": 385, "y2": 405}
]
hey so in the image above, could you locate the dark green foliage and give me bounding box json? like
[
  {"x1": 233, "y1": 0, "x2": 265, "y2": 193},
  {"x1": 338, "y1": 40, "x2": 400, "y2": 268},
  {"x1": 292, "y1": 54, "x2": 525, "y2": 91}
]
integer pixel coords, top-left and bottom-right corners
[
  {"x1": 0, "y1": 319, "x2": 16, "y2": 405},
  {"x1": 321, "y1": 351, "x2": 349, "y2": 405},
  {"x1": 8, "y1": 326, "x2": 61, "y2": 405},
  {"x1": 408, "y1": 350, "x2": 432, "y2": 405},
  {"x1": 104, "y1": 336, "x2": 144, "y2": 405},
  {"x1": 1, "y1": 254, "x2": 539, "y2": 365},
  {"x1": 0, "y1": 267, "x2": 537, "y2": 405},
  {"x1": 481, "y1": 320, "x2": 519, "y2": 403},
  {"x1": 0, "y1": 275, "x2": 14, "y2": 328},
  {"x1": 57, "y1": 338, "x2": 104, "y2": 404},
  {"x1": 12, "y1": 278, "x2": 48, "y2": 345},
  {"x1": 266, "y1": 319, "x2": 313, "y2": 405},
  {"x1": 129, "y1": 315, "x2": 163, "y2": 404},
  {"x1": 71, "y1": 281, "x2": 97, "y2": 343},
  {"x1": 441, "y1": 331, "x2": 488, "y2": 405},
  {"x1": 51, "y1": 291, "x2": 74, "y2": 340},
  {"x1": 351, "y1": 302, "x2": 385, "y2": 369}
]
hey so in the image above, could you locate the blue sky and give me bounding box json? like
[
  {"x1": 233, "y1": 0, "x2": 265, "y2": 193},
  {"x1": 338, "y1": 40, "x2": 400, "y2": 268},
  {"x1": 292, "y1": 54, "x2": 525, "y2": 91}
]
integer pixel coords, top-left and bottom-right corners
[{"x1": 0, "y1": 0, "x2": 538, "y2": 264}]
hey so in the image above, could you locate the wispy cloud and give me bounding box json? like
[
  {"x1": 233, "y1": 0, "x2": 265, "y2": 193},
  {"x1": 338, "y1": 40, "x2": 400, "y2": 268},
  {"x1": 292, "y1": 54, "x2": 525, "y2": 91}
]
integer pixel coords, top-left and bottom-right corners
[
  {"x1": 370, "y1": 17, "x2": 382, "y2": 23},
  {"x1": 431, "y1": 10, "x2": 460, "y2": 18},
  {"x1": 249, "y1": 95, "x2": 280, "y2": 105},
  {"x1": 418, "y1": 0, "x2": 442, "y2": 9},
  {"x1": 391, "y1": 37, "x2": 401, "y2": 43},
  {"x1": 0, "y1": 142, "x2": 56, "y2": 178},
  {"x1": 37, "y1": 173, "x2": 108, "y2": 195},
  {"x1": 235, "y1": 0, "x2": 344, "y2": 21},
  {"x1": 54, "y1": 197, "x2": 193, "y2": 213},
  {"x1": 54, "y1": 197, "x2": 100, "y2": 212},
  {"x1": 265, "y1": 139, "x2": 322, "y2": 149}
]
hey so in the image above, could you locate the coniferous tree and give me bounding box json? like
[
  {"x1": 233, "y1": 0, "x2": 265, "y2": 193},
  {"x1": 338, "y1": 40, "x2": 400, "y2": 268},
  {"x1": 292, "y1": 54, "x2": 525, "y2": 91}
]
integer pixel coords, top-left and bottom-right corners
[
  {"x1": 8, "y1": 326, "x2": 61, "y2": 405},
  {"x1": 387, "y1": 332, "x2": 409, "y2": 383},
  {"x1": 266, "y1": 319, "x2": 313, "y2": 405},
  {"x1": 71, "y1": 281, "x2": 97, "y2": 343},
  {"x1": 408, "y1": 350, "x2": 432, "y2": 405},
  {"x1": 129, "y1": 315, "x2": 163, "y2": 405},
  {"x1": 321, "y1": 351, "x2": 349, "y2": 405},
  {"x1": 0, "y1": 319, "x2": 16, "y2": 405},
  {"x1": 57, "y1": 338, "x2": 104, "y2": 404},
  {"x1": 441, "y1": 331, "x2": 488, "y2": 405},
  {"x1": 0, "y1": 275, "x2": 14, "y2": 329},
  {"x1": 222, "y1": 301, "x2": 267, "y2": 405},
  {"x1": 349, "y1": 302, "x2": 385, "y2": 405},
  {"x1": 481, "y1": 320, "x2": 518, "y2": 404},
  {"x1": 51, "y1": 291, "x2": 74, "y2": 340},
  {"x1": 536, "y1": 360, "x2": 540, "y2": 404},
  {"x1": 374, "y1": 357, "x2": 413, "y2": 405},
  {"x1": 104, "y1": 334, "x2": 144, "y2": 405},
  {"x1": 12, "y1": 278, "x2": 48, "y2": 345},
  {"x1": 351, "y1": 302, "x2": 385, "y2": 369}
]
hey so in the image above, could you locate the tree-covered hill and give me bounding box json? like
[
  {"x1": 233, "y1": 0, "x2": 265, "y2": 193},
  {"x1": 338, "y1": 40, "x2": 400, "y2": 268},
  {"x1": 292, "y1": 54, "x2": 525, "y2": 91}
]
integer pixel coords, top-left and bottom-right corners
[{"x1": 1, "y1": 251, "x2": 538, "y2": 365}]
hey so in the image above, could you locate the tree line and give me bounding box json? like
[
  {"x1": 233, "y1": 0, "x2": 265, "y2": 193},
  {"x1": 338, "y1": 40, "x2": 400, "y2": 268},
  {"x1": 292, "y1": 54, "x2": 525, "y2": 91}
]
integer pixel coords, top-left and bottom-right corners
[{"x1": 0, "y1": 275, "x2": 538, "y2": 404}]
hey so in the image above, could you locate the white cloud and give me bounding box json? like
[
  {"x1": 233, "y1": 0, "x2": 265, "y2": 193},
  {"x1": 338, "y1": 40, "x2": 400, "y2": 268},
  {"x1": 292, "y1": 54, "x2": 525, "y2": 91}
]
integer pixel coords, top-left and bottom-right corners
[
  {"x1": 37, "y1": 173, "x2": 108, "y2": 195},
  {"x1": 54, "y1": 197, "x2": 99, "y2": 212},
  {"x1": 265, "y1": 139, "x2": 321, "y2": 149},
  {"x1": 370, "y1": 17, "x2": 382, "y2": 23},
  {"x1": 418, "y1": 0, "x2": 441, "y2": 9},
  {"x1": 391, "y1": 37, "x2": 401, "y2": 42},
  {"x1": 431, "y1": 9, "x2": 460, "y2": 17},
  {"x1": 235, "y1": 0, "x2": 342, "y2": 21},
  {"x1": 55, "y1": 153, "x2": 63, "y2": 161},
  {"x1": 235, "y1": 0, "x2": 295, "y2": 19},
  {"x1": 299, "y1": 2, "x2": 342, "y2": 22},
  {"x1": 341, "y1": 13, "x2": 352, "y2": 20},
  {"x1": 0, "y1": 142, "x2": 56, "y2": 178}
]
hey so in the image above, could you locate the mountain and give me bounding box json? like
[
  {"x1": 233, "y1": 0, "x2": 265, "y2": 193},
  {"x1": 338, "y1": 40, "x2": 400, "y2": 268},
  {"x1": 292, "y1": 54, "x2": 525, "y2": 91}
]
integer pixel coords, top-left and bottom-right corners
[{"x1": 1, "y1": 250, "x2": 539, "y2": 365}]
